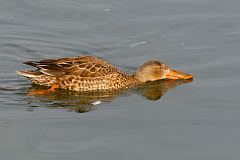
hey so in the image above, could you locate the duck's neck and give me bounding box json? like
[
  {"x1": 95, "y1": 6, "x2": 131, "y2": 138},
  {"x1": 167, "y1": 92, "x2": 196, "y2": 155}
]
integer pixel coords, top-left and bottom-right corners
[{"x1": 129, "y1": 73, "x2": 142, "y2": 84}]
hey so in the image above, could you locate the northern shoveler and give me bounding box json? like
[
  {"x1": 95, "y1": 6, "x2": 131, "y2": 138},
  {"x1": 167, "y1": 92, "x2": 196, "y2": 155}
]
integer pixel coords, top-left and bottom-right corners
[{"x1": 17, "y1": 55, "x2": 193, "y2": 95}]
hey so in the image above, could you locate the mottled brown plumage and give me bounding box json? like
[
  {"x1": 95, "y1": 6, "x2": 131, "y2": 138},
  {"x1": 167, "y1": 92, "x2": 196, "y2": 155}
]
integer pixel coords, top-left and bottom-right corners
[{"x1": 17, "y1": 55, "x2": 192, "y2": 93}]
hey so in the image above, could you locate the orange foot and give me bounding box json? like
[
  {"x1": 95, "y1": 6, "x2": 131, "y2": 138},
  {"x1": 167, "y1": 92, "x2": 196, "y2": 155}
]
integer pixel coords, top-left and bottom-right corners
[{"x1": 28, "y1": 83, "x2": 59, "y2": 95}]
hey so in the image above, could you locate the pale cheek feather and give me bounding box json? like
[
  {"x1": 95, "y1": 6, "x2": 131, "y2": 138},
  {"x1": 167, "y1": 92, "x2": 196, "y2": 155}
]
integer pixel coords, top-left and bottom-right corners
[{"x1": 161, "y1": 69, "x2": 170, "y2": 79}]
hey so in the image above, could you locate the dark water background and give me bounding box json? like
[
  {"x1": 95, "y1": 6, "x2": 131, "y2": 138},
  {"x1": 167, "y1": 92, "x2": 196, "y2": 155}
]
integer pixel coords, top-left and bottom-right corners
[{"x1": 1, "y1": 0, "x2": 240, "y2": 159}]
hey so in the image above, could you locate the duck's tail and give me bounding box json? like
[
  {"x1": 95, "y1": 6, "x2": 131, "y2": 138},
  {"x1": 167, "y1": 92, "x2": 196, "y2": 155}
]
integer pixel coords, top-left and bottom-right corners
[
  {"x1": 16, "y1": 70, "x2": 56, "y2": 86},
  {"x1": 16, "y1": 70, "x2": 42, "y2": 78}
]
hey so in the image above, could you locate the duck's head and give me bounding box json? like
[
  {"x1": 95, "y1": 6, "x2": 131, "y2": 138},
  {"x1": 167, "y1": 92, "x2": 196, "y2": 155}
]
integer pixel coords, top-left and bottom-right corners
[{"x1": 133, "y1": 60, "x2": 193, "y2": 83}]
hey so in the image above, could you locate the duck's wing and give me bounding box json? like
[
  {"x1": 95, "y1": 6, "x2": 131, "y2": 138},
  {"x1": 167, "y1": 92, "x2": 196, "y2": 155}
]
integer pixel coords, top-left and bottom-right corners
[{"x1": 24, "y1": 56, "x2": 121, "y2": 77}]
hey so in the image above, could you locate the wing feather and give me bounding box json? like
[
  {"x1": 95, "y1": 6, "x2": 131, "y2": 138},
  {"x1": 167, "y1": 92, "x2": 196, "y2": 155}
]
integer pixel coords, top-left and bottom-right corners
[{"x1": 23, "y1": 56, "x2": 121, "y2": 77}]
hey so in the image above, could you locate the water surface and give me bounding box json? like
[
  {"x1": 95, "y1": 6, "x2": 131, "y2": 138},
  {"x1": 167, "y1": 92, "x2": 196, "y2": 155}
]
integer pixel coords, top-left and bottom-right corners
[{"x1": 1, "y1": 0, "x2": 240, "y2": 159}]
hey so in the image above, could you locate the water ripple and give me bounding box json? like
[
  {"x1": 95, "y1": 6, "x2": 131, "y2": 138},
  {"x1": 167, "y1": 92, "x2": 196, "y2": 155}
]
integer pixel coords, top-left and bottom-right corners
[{"x1": 188, "y1": 56, "x2": 240, "y2": 70}]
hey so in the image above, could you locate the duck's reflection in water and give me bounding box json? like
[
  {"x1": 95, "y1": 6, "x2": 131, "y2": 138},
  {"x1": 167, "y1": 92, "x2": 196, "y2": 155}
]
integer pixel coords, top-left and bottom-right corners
[{"x1": 28, "y1": 79, "x2": 192, "y2": 113}]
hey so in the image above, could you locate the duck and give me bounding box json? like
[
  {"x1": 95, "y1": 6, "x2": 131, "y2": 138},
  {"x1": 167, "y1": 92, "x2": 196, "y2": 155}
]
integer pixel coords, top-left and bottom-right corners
[{"x1": 16, "y1": 55, "x2": 193, "y2": 95}]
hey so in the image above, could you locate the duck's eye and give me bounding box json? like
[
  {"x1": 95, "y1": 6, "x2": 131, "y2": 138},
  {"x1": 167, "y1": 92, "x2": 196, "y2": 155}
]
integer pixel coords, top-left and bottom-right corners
[{"x1": 158, "y1": 64, "x2": 165, "y2": 69}]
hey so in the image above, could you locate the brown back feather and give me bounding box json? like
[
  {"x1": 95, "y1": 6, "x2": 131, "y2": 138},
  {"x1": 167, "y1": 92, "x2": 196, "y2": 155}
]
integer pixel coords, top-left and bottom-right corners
[{"x1": 23, "y1": 56, "x2": 122, "y2": 77}]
